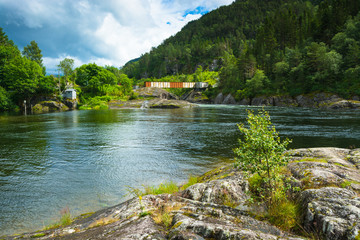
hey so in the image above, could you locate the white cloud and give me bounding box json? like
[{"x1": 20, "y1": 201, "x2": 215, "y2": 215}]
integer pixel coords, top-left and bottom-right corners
[{"x1": 0, "y1": 0, "x2": 234, "y2": 71}]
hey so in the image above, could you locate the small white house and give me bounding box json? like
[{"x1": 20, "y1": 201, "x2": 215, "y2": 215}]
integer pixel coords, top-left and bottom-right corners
[{"x1": 63, "y1": 89, "x2": 77, "y2": 100}]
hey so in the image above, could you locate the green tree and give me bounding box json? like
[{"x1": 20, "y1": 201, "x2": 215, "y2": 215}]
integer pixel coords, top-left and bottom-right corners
[
  {"x1": 58, "y1": 58, "x2": 74, "y2": 89},
  {"x1": 234, "y1": 110, "x2": 291, "y2": 206},
  {"x1": 245, "y1": 69, "x2": 269, "y2": 97},
  {"x1": 37, "y1": 75, "x2": 57, "y2": 96},
  {"x1": 22, "y1": 40, "x2": 44, "y2": 68},
  {"x1": 3, "y1": 55, "x2": 43, "y2": 103},
  {"x1": 0, "y1": 86, "x2": 13, "y2": 111},
  {"x1": 75, "y1": 63, "x2": 117, "y2": 95}
]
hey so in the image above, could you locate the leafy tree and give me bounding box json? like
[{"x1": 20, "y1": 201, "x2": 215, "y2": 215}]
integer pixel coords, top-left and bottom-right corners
[
  {"x1": 234, "y1": 110, "x2": 291, "y2": 206},
  {"x1": 75, "y1": 63, "x2": 117, "y2": 95},
  {"x1": 22, "y1": 40, "x2": 44, "y2": 68},
  {"x1": 0, "y1": 86, "x2": 13, "y2": 111},
  {"x1": 245, "y1": 70, "x2": 269, "y2": 97},
  {"x1": 58, "y1": 58, "x2": 74, "y2": 88},
  {"x1": 219, "y1": 51, "x2": 241, "y2": 93},
  {"x1": 3, "y1": 55, "x2": 43, "y2": 103},
  {"x1": 37, "y1": 75, "x2": 57, "y2": 95}
]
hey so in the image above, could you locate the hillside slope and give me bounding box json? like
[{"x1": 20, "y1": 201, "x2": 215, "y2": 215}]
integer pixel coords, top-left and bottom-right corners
[{"x1": 122, "y1": 0, "x2": 360, "y2": 98}]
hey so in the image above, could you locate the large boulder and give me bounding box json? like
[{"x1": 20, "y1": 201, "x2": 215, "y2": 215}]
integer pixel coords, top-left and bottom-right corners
[
  {"x1": 184, "y1": 91, "x2": 211, "y2": 104},
  {"x1": 288, "y1": 148, "x2": 360, "y2": 240},
  {"x1": 180, "y1": 172, "x2": 249, "y2": 205},
  {"x1": 251, "y1": 96, "x2": 274, "y2": 106},
  {"x1": 32, "y1": 101, "x2": 69, "y2": 113},
  {"x1": 214, "y1": 93, "x2": 224, "y2": 104},
  {"x1": 300, "y1": 187, "x2": 360, "y2": 240},
  {"x1": 64, "y1": 99, "x2": 78, "y2": 110},
  {"x1": 222, "y1": 94, "x2": 236, "y2": 104},
  {"x1": 296, "y1": 93, "x2": 342, "y2": 108},
  {"x1": 238, "y1": 98, "x2": 251, "y2": 105},
  {"x1": 326, "y1": 100, "x2": 360, "y2": 109},
  {"x1": 273, "y1": 95, "x2": 298, "y2": 107},
  {"x1": 134, "y1": 87, "x2": 178, "y2": 100}
]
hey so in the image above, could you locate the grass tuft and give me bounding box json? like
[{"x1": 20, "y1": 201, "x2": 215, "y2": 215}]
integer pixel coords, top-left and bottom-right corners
[
  {"x1": 143, "y1": 181, "x2": 179, "y2": 195},
  {"x1": 180, "y1": 175, "x2": 200, "y2": 190},
  {"x1": 43, "y1": 207, "x2": 72, "y2": 230},
  {"x1": 152, "y1": 204, "x2": 183, "y2": 228},
  {"x1": 267, "y1": 199, "x2": 300, "y2": 231}
]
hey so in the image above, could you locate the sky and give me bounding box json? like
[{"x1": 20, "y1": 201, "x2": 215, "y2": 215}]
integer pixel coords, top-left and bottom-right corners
[{"x1": 0, "y1": 0, "x2": 234, "y2": 74}]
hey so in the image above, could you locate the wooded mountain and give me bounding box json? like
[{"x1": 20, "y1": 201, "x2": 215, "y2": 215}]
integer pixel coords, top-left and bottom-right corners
[{"x1": 122, "y1": 0, "x2": 360, "y2": 98}]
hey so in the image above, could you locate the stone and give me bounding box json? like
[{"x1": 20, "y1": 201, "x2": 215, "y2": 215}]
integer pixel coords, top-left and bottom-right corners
[
  {"x1": 251, "y1": 96, "x2": 274, "y2": 106},
  {"x1": 238, "y1": 98, "x2": 250, "y2": 105},
  {"x1": 222, "y1": 94, "x2": 236, "y2": 104},
  {"x1": 300, "y1": 187, "x2": 360, "y2": 240},
  {"x1": 273, "y1": 95, "x2": 298, "y2": 107},
  {"x1": 109, "y1": 99, "x2": 197, "y2": 109},
  {"x1": 64, "y1": 99, "x2": 78, "y2": 110},
  {"x1": 180, "y1": 172, "x2": 249, "y2": 206},
  {"x1": 134, "y1": 87, "x2": 178, "y2": 100},
  {"x1": 214, "y1": 93, "x2": 224, "y2": 104},
  {"x1": 183, "y1": 91, "x2": 211, "y2": 104},
  {"x1": 32, "y1": 101, "x2": 69, "y2": 113}
]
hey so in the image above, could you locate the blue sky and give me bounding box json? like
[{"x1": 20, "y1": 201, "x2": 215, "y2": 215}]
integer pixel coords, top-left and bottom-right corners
[{"x1": 0, "y1": 0, "x2": 234, "y2": 74}]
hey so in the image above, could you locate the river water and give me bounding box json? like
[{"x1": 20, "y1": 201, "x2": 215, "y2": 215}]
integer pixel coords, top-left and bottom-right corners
[{"x1": 0, "y1": 105, "x2": 360, "y2": 235}]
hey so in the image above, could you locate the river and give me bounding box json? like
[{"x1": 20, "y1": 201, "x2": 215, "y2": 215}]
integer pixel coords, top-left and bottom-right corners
[{"x1": 1, "y1": 105, "x2": 360, "y2": 235}]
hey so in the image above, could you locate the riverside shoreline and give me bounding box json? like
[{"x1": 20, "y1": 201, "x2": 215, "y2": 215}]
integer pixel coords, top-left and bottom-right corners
[{"x1": 3, "y1": 147, "x2": 360, "y2": 240}]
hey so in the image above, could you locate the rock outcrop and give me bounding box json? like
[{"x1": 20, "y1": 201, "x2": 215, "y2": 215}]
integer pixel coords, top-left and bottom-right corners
[
  {"x1": 109, "y1": 98, "x2": 197, "y2": 109},
  {"x1": 214, "y1": 93, "x2": 224, "y2": 104},
  {"x1": 183, "y1": 90, "x2": 211, "y2": 104},
  {"x1": 213, "y1": 93, "x2": 237, "y2": 104},
  {"x1": 288, "y1": 148, "x2": 360, "y2": 240},
  {"x1": 213, "y1": 92, "x2": 360, "y2": 109},
  {"x1": 4, "y1": 147, "x2": 360, "y2": 240},
  {"x1": 32, "y1": 101, "x2": 69, "y2": 113},
  {"x1": 63, "y1": 99, "x2": 78, "y2": 110},
  {"x1": 134, "y1": 87, "x2": 178, "y2": 100}
]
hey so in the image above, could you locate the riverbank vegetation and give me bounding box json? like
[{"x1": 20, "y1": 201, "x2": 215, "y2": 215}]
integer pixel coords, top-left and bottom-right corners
[{"x1": 0, "y1": 28, "x2": 134, "y2": 112}]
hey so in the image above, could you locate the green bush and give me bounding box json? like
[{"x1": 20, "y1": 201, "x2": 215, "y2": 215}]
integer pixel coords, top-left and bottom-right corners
[
  {"x1": 234, "y1": 110, "x2": 301, "y2": 230},
  {"x1": 234, "y1": 110, "x2": 292, "y2": 206}
]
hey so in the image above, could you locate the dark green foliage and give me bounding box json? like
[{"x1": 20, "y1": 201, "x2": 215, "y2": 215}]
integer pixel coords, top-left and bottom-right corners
[
  {"x1": 0, "y1": 86, "x2": 13, "y2": 111},
  {"x1": 3, "y1": 55, "x2": 43, "y2": 103},
  {"x1": 22, "y1": 40, "x2": 44, "y2": 69},
  {"x1": 122, "y1": 0, "x2": 360, "y2": 99},
  {"x1": 37, "y1": 75, "x2": 57, "y2": 96}
]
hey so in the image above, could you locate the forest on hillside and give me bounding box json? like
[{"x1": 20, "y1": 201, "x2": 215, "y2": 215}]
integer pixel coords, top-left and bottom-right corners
[{"x1": 122, "y1": 0, "x2": 360, "y2": 99}]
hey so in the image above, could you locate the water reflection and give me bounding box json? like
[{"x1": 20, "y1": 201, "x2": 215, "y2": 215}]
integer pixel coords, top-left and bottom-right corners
[{"x1": 0, "y1": 106, "x2": 360, "y2": 235}]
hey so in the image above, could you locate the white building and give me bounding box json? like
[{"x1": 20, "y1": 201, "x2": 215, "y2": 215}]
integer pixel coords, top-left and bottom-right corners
[{"x1": 63, "y1": 89, "x2": 77, "y2": 100}]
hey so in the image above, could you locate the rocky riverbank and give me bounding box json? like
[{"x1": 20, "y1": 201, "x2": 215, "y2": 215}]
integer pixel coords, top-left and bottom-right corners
[
  {"x1": 213, "y1": 92, "x2": 360, "y2": 109},
  {"x1": 3, "y1": 147, "x2": 359, "y2": 240},
  {"x1": 108, "y1": 87, "x2": 197, "y2": 109}
]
